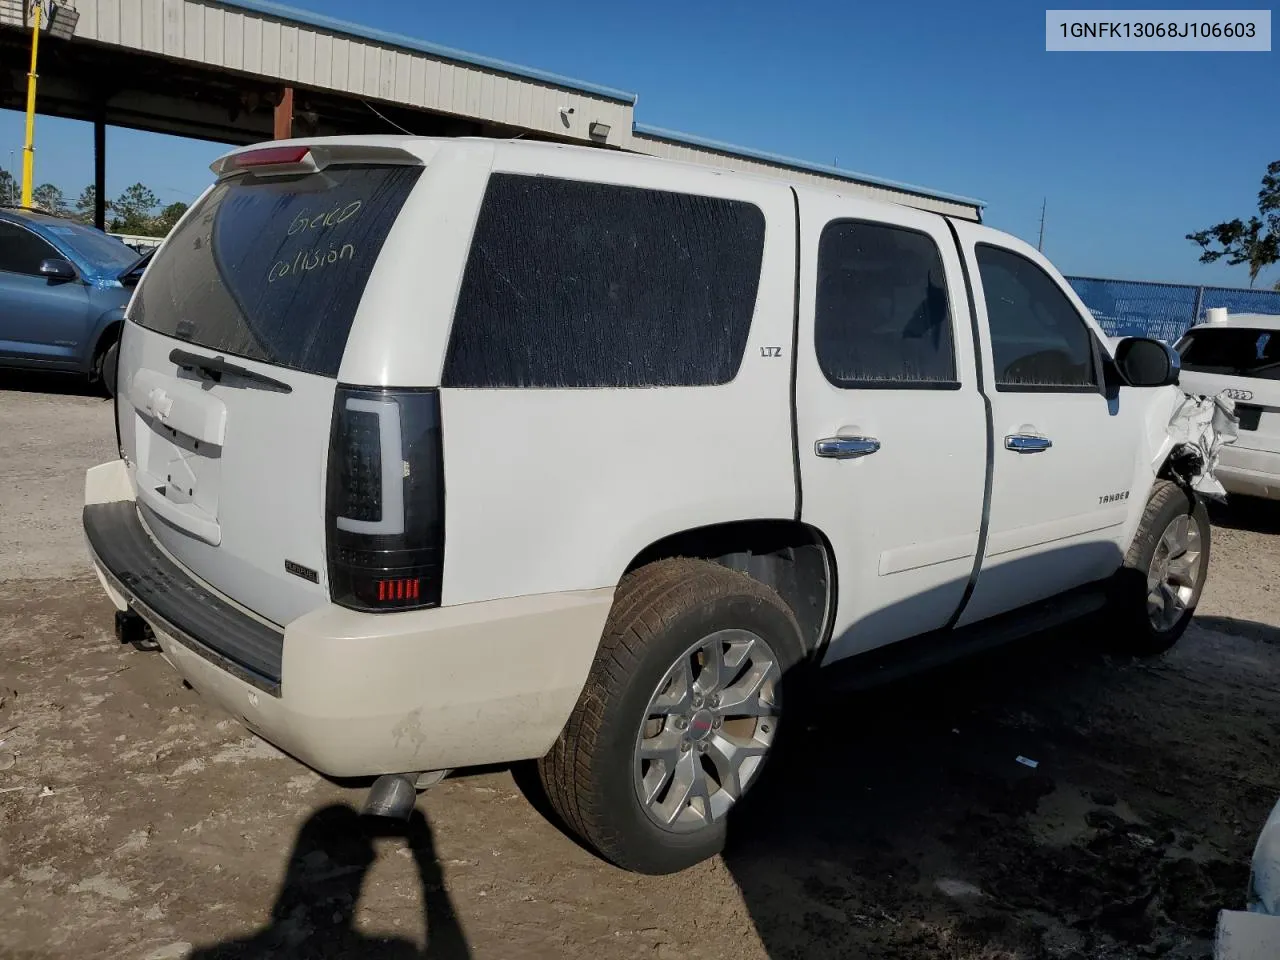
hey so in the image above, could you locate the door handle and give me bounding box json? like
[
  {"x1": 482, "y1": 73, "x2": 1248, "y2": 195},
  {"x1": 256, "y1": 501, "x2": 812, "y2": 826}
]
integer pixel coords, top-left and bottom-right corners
[
  {"x1": 1005, "y1": 434, "x2": 1053, "y2": 453},
  {"x1": 815, "y1": 436, "x2": 881, "y2": 460}
]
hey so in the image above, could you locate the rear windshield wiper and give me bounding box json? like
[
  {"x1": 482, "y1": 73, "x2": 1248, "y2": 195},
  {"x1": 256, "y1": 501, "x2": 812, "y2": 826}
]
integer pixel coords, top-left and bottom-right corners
[{"x1": 169, "y1": 348, "x2": 293, "y2": 394}]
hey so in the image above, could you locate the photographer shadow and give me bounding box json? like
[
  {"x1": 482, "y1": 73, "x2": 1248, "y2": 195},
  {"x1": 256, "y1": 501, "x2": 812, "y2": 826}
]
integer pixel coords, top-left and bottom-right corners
[{"x1": 189, "y1": 803, "x2": 471, "y2": 960}]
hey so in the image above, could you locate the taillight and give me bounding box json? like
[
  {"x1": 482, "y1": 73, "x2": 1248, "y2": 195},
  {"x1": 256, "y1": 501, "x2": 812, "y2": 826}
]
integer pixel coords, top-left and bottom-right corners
[
  {"x1": 326, "y1": 387, "x2": 444, "y2": 612},
  {"x1": 223, "y1": 145, "x2": 315, "y2": 172}
]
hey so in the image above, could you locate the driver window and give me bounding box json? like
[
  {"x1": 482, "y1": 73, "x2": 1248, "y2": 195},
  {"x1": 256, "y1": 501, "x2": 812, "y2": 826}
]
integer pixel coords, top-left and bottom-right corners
[
  {"x1": 0, "y1": 221, "x2": 59, "y2": 277},
  {"x1": 975, "y1": 243, "x2": 1097, "y2": 391}
]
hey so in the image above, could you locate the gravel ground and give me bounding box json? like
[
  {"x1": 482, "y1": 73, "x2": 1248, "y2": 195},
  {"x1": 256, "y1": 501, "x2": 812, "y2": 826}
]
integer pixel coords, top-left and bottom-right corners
[
  {"x1": 2, "y1": 377, "x2": 1280, "y2": 960},
  {"x1": 0, "y1": 373, "x2": 116, "y2": 582}
]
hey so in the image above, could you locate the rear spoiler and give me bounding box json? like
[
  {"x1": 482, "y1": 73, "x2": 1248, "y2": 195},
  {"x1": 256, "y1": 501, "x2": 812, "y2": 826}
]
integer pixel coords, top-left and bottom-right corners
[{"x1": 210, "y1": 142, "x2": 425, "y2": 180}]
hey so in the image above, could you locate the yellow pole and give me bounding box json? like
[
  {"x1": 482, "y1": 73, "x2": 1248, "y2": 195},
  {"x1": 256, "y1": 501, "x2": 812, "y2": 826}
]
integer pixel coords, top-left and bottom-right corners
[{"x1": 20, "y1": 1, "x2": 42, "y2": 208}]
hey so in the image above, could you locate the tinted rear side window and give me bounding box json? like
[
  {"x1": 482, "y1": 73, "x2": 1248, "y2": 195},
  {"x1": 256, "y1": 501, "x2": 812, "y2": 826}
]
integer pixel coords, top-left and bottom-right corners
[
  {"x1": 815, "y1": 220, "x2": 956, "y2": 388},
  {"x1": 1178, "y1": 328, "x2": 1280, "y2": 380},
  {"x1": 131, "y1": 164, "x2": 421, "y2": 377},
  {"x1": 442, "y1": 174, "x2": 766, "y2": 388}
]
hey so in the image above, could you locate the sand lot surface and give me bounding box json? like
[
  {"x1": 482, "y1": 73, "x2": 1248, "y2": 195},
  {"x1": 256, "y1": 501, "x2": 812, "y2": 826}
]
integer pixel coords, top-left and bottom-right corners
[{"x1": 3, "y1": 373, "x2": 1279, "y2": 959}]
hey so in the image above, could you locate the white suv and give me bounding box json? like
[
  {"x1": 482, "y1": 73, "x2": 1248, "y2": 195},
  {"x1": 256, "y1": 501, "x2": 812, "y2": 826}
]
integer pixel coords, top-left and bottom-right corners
[
  {"x1": 84, "y1": 136, "x2": 1231, "y2": 874},
  {"x1": 1176, "y1": 312, "x2": 1280, "y2": 500}
]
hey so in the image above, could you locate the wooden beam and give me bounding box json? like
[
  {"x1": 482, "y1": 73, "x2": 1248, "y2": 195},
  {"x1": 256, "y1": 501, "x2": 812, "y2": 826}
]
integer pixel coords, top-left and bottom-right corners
[{"x1": 273, "y1": 85, "x2": 293, "y2": 140}]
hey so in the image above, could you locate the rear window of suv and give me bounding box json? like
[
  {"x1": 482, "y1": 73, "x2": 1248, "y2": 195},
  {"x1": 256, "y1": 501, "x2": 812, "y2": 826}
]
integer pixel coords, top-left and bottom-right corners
[
  {"x1": 131, "y1": 164, "x2": 421, "y2": 377},
  {"x1": 1177, "y1": 327, "x2": 1280, "y2": 380}
]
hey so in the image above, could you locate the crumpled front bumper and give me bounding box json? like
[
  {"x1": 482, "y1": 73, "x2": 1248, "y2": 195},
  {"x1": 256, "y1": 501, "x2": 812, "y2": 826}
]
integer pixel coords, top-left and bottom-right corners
[{"x1": 1167, "y1": 393, "x2": 1240, "y2": 501}]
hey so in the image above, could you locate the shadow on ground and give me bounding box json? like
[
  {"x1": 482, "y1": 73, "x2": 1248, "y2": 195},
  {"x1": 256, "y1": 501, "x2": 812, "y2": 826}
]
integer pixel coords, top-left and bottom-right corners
[
  {"x1": 718, "y1": 618, "x2": 1278, "y2": 959},
  {"x1": 1209, "y1": 497, "x2": 1280, "y2": 535},
  {"x1": 188, "y1": 804, "x2": 471, "y2": 959},
  {"x1": 0, "y1": 369, "x2": 105, "y2": 398},
  {"x1": 1194, "y1": 616, "x2": 1280, "y2": 646}
]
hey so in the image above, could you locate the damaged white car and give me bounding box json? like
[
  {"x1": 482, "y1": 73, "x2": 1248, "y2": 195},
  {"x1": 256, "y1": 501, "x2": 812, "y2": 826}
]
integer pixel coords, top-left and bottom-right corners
[
  {"x1": 84, "y1": 138, "x2": 1235, "y2": 873},
  {"x1": 1177, "y1": 310, "x2": 1280, "y2": 500}
]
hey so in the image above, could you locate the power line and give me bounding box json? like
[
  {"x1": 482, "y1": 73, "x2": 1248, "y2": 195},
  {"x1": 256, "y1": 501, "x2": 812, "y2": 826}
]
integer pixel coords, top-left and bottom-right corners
[{"x1": 361, "y1": 100, "x2": 416, "y2": 136}]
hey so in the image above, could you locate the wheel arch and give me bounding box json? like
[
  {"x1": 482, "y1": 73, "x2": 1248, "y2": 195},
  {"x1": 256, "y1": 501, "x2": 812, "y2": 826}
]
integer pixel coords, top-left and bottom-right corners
[
  {"x1": 88, "y1": 309, "x2": 125, "y2": 378},
  {"x1": 623, "y1": 519, "x2": 836, "y2": 658}
]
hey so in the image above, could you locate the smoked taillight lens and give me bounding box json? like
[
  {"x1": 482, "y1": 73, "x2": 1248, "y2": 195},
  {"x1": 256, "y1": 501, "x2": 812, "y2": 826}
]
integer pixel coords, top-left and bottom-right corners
[{"x1": 326, "y1": 386, "x2": 444, "y2": 611}]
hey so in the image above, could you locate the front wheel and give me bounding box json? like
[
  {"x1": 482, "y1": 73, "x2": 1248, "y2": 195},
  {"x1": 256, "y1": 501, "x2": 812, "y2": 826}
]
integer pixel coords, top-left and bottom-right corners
[
  {"x1": 538, "y1": 558, "x2": 805, "y2": 874},
  {"x1": 1107, "y1": 480, "x2": 1210, "y2": 656},
  {"x1": 94, "y1": 339, "x2": 120, "y2": 398}
]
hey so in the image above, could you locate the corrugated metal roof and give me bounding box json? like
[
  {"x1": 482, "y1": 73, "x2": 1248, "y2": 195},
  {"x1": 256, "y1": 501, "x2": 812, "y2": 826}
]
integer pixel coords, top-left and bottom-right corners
[
  {"x1": 633, "y1": 123, "x2": 986, "y2": 210},
  {"x1": 218, "y1": 0, "x2": 639, "y2": 104},
  {"x1": 4, "y1": 0, "x2": 982, "y2": 212}
]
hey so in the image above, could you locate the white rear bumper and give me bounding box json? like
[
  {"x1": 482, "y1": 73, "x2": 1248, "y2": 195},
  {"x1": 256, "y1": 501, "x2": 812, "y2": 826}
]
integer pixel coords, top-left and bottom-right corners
[
  {"x1": 85, "y1": 459, "x2": 613, "y2": 777},
  {"x1": 153, "y1": 586, "x2": 613, "y2": 776}
]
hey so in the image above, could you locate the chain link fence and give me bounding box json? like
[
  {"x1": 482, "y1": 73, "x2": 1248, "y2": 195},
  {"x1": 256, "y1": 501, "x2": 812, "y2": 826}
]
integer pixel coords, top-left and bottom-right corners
[{"x1": 1066, "y1": 275, "x2": 1280, "y2": 343}]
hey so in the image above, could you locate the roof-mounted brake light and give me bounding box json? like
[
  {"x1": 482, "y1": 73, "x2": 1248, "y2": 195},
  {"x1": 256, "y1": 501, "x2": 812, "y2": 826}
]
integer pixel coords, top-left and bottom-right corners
[{"x1": 212, "y1": 146, "x2": 319, "y2": 177}]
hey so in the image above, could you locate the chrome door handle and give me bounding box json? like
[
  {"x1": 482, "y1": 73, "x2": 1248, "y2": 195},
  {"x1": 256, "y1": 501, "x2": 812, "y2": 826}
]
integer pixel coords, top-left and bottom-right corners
[
  {"x1": 1005, "y1": 434, "x2": 1052, "y2": 453},
  {"x1": 815, "y1": 436, "x2": 881, "y2": 460}
]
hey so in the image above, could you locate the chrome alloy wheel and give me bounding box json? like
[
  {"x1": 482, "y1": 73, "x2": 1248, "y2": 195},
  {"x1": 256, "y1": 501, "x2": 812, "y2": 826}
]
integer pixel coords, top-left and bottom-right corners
[
  {"x1": 1146, "y1": 513, "x2": 1203, "y2": 632},
  {"x1": 633, "y1": 628, "x2": 782, "y2": 833}
]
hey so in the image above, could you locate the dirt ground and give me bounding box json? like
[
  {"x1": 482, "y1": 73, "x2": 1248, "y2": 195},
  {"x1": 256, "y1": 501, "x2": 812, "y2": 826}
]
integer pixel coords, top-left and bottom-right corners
[{"x1": 3, "y1": 372, "x2": 1280, "y2": 960}]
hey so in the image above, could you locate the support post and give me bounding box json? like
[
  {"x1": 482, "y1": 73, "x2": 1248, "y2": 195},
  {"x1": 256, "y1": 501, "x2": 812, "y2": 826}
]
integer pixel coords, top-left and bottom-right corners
[
  {"x1": 20, "y1": 0, "x2": 43, "y2": 207},
  {"x1": 1192, "y1": 285, "x2": 1205, "y2": 328},
  {"x1": 273, "y1": 86, "x2": 294, "y2": 140},
  {"x1": 93, "y1": 108, "x2": 106, "y2": 231}
]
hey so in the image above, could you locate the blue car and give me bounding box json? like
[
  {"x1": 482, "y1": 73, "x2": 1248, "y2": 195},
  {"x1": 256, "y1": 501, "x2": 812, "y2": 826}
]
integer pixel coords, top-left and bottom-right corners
[{"x1": 0, "y1": 207, "x2": 149, "y2": 384}]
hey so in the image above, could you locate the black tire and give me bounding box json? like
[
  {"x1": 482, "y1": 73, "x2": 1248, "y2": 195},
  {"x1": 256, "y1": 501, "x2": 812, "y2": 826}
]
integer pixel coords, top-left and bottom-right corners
[
  {"x1": 1106, "y1": 480, "x2": 1210, "y2": 656},
  {"x1": 93, "y1": 338, "x2": 120, "y2": 397},
  {"x1": 538, "y1": 558, "x2": 805, "y2": 874}
]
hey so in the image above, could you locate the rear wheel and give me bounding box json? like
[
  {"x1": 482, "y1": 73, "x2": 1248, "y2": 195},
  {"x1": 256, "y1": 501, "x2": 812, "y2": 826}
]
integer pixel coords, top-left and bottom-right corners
[
  {"x1": 538, "y1": 558, "x2": 804, "y2": 874},
  {"x1": 1107, "y1": 480, "x2": 1210, "y2": 656}
]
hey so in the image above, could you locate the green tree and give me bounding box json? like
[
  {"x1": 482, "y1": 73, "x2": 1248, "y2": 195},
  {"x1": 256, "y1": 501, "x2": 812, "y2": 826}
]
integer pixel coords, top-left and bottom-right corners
[
  {"x1": 1188, "y1": 160, "x2": 1280, "y2": 288},
  {"x1": 110, "y1": 182, "x2": 160, "y2": 234},
  {"x1": 74, "y1": 184, "x2": 107, "y2": 224},
  {"x1": 31, "y1": 183, "x2": 68, "y2": 215},
  {"x1": 0, "y1": 167, "x2": 15, "y2": 205},
  {"x1": 154, "y1": 201, "x2": 188, "y2": 234}
]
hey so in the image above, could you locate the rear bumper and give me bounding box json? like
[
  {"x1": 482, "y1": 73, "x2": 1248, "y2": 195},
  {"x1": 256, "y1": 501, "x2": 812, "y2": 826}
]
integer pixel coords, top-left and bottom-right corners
[
  {"x1": 85, "y1": 499, "x2": 286, "y2": 693},
  {"x1": 1218, "y1": 445, "x2": 1280, "y2": 500},
  {"x1": 83, "y1": 460, "x2": 613, "y2": 777}
]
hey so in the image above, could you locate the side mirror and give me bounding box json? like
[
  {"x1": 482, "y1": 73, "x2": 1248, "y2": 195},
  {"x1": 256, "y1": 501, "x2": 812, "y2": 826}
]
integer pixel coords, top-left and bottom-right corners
[
  {"x1": 1113, "y1": 337, "x2": 1180, "y2": 388},
  {"x1": 38, "y1": 258, "x2": 78, "y2": 282}
]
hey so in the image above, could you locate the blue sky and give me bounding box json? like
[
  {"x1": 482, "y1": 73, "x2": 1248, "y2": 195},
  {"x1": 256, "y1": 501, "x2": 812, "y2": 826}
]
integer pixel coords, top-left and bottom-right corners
[{"x1": 1, "y1": 0, "x2": 1276, "y2": 287}]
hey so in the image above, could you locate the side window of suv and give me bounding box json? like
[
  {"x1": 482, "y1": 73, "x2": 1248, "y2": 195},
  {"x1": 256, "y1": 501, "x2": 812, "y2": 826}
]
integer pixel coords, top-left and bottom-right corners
[
  {"x1": 443, "y1": 174, "x2": 766, "y2": 389},
  {"x1": 976, "y1": 244, "x2": 1098, "y2": 391},
  {"x1": 815, "y1": 220, "x2": 957, "y2": 388},
  {"x1": 0, "y1": 221, "x2": 59, "y2": 276}
]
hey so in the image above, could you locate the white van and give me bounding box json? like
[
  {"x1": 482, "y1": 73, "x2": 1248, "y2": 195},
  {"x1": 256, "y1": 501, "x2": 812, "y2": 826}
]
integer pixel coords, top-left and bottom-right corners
[
  {"x1": 1177, "y1": 312, "x2": 1280, "y2": 500},
  {"x1": 85, "y1": 136, "x2": 1230, "y2": 874}
]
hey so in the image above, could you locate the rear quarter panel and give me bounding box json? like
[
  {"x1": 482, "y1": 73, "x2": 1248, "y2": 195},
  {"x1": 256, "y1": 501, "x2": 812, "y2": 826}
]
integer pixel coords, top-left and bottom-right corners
[{"x1": 342, "y1": 143, "x2": 800, "y2": 606}]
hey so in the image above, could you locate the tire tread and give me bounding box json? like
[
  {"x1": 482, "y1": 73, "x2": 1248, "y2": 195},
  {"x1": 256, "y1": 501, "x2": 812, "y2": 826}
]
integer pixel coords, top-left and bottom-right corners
[
  {"x1": 538, "y1": 558, "x2": 800, "y2": 872},
  {"x1": 1110, "y1": 479, "x2": 1210, "y2": 655}
]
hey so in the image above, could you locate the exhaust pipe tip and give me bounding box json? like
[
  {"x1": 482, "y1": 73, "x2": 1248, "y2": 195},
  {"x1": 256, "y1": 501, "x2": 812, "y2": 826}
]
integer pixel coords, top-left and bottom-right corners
[{"x1": 361, "y1": 774, "x2": 419, "y2": 821}]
